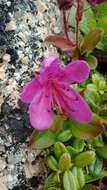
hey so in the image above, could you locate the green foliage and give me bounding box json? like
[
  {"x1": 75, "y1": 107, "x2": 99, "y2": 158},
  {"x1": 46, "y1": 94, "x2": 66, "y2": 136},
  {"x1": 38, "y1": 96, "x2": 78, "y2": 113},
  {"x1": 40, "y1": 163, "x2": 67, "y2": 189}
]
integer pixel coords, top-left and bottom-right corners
[
  {"x1": 85, "y1": 54, "x2": 98, "y2": 69},
  {"x1": 45, "y1": 139, "x2": 105, "y2": 190},
  {"x1": 74, "y1": 151, "x2": 96, "y2": 168},
  {"x1": 57, "y1": 130, "x2": 72, "y2": 142},
  {"x1": 70, "y1": 118, "x2": 104, "y2": 140},
  {"x1": 81, "y1": 184, "x2": 100, "y2": 190},
  {"x1": 93, "y1": 2, "x2": 107, "y2": 18},
  {"x1": 88, "y1": 156, "x2": 103, "y2": 176},
  {"x1": 58, "y1": 153, "x2": 72, "y2": 171},
  {"x1": 68, "y1": 2, "x2": 107, "y2": 54},
  {"x1": 80, "y1": 29, "x2": 104, "y2": 54},
  {"x1": 29, "y1": 130, "x2": 57, "y2": 149},
  {"x1": 96, "y1": 146, "x2": 107, "y2": 159},
  {"x1": 63, "y1": 170, "x2": 77, "y2": 190}
]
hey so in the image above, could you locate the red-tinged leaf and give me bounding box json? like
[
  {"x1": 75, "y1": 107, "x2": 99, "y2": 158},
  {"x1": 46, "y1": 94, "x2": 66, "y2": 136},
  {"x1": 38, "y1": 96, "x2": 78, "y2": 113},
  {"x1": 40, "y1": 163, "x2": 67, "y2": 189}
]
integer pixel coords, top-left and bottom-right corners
[
  {"x1": 45, "y1": 35, "x2": 76, "y2": 50},
  {"x1": 80, "y1": 28, "x2": 104, "y2": 54},
  {"x1": 70, "y1": 114, "x2": 104, "y2": 140},
  {"x1": 85, "y1": 54, "x2": 98, "y2": 70},
  {"x1": 49, "y1": 115, "x2": 64, "y2": 134},
  {"x1": 29, "y1": 130, "x2": 57, "y2": 149}
]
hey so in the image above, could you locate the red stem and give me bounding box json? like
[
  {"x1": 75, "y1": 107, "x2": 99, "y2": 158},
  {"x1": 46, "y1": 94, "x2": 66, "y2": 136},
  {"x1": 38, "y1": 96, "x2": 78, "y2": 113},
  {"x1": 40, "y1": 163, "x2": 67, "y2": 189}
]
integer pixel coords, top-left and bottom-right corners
[
  {"x1": 76, "y1": 0, "x2": 80, "y2": 48},
  {"x1": 63, "y1": 10, "x2": 69, "y2": 40}
]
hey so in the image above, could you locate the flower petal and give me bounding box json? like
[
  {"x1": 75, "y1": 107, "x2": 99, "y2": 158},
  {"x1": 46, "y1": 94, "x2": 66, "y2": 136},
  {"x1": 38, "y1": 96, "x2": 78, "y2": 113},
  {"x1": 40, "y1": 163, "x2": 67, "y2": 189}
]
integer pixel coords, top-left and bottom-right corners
[
  {"x1": 39, "y1": 56, "x2": 65, "y2": 83},
  {"x1": 62, "y1": 60, "x2": 90, "y2": 84},
  {"x1": 20, "y1": 79, "x2": 40, "y2": 103},
  {"x1": 41, "y1": 56, "x2": 60, "y2": 71},
  {"x1": 29, "y1": 89, "x2": 54, "y2": 130},
  {"x1": 67, "y1": 89, "x2": 92, "y2": 123},
  {"x1": 58, "y1": 88, "x2": 92, "y2": 124}
]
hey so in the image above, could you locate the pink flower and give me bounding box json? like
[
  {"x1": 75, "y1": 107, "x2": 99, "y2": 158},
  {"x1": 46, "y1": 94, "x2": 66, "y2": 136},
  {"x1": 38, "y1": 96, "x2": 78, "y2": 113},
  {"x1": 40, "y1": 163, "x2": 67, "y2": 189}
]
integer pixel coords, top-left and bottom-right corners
[
  {"x1": 87, "y1": 0, "x2": 107, "y2": 5},
  {"x1": 21, "y1": 56, "x2": 92, "y2": 130}
]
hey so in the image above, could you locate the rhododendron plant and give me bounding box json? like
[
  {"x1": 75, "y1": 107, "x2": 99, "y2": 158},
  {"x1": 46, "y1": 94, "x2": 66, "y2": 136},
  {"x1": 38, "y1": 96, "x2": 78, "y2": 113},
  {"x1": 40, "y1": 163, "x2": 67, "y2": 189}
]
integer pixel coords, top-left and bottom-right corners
[{"x1": 21, "y1": 56, "x2": 92, "y2": 130}]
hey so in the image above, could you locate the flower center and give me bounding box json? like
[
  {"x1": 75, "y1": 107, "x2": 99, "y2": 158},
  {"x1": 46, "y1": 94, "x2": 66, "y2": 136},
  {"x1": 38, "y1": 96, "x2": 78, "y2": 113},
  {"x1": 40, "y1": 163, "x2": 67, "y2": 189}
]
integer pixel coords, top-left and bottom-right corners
[{"x1": 45, "y1": 78, "x2": 77, "y2": 114}]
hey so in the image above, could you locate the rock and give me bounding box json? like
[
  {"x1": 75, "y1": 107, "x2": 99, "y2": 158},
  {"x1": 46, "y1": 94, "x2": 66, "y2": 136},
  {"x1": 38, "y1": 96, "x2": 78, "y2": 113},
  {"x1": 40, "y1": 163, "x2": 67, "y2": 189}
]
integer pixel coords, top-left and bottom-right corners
[
  {"x1": 0, "y1": 0, "x2": 59, "y2": 189},
  {"x1": 3, "y1": 54, "x2": 11, "y2": 63},
  {"x1": 0, "y1": 65, "x2": 6, "y2": 80},
  {"x1": 0, "y1": 182, "x2": 7, "y2": 190},
  {"x1": 21, "y1": 56, "x2": 29, "y2": 64},
  {"x1": 0, "y1": 158, "x2": 6, "y2": 171},
  {"x1": 27, "y1": 153, "x2": 35, "y2": 163},
  {"x1": 5, "y1": 19, "x2": 16, "y2": 31},
  {"x1": 37, "y1": 0, "x2": 48, "y2": 13},
  {"x1": 0, "y1": 145, "x2": 5, "y2": 153}
]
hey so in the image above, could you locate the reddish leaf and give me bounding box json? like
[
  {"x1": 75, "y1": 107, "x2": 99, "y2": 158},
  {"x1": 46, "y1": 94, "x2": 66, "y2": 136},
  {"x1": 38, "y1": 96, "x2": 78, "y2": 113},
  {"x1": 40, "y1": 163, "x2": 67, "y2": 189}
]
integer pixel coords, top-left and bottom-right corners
[
  {"x1": 70, "y1": 114, "x2": 105, "y2": 140},
  {"x1": 45, "y1": 35, "x2": 76, "y2": 50},
  {"x1": 29, "y1": 130, "x2": 56, "y2": 149}
]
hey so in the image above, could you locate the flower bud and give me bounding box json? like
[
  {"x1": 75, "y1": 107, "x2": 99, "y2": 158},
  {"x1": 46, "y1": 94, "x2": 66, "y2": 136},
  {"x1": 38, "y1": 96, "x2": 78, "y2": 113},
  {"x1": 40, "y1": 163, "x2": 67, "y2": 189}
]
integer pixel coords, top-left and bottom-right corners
[{"x1": 57, "y1": 0, "x2": 74, "y2": 10}]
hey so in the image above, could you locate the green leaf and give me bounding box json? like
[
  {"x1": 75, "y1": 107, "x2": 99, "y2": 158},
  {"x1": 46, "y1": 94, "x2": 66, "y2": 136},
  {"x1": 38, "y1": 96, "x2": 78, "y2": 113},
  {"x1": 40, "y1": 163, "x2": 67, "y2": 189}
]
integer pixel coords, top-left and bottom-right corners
[
  {"x1": 47, "y1": 156, "x2": 58, "y2": 171},
  {"x1": 63, "y1": 170, "x2": 77, "y2": 190},
  {"x1": 74, "y1": 151, "x2": 96, "y2": 168},
  {"x1": 68, "y1": 6, "x2": 76, "y2": 29},
  {"x1": 44, "y1": 173, "x2": 60, "y2": 189},
  {"x1": 72, "y1": 139, "x2": 85, "y2": 153},
  {"x1": 67, "y1": 146, "x2": 79, "y2": 158},
  {"x1": 70, "y1": 117, "x2": 104, "y2": 140},
  {"x1": 84, "y1": 89, "x2": 102, "y2": 111},
  {"x1": 80, "y1": 7, "x2": 96, "y2": 33},
  {"x1": 94, "y1": 2, "x2": 107, "y2": 18},
  {"x1": 54, "y1": 142, "x2": 68, "y2": 159},
  {"x1": 89, "y1": 156, "x2": 103, "y2": 176},
  {"x1": 85, "y1": 54, "x2": 98, "y2": 70},
  {"x1": 81, "y1": 184, "x2": 100, "y2": 190},
  {"x1": 30, "y1": 130, "x2": 57, "y2": 149},
  {"x1": 58, "y1": 153, "x2": 72, "y2": 171},
  {"x1": 90, "y1": 135, "x2": 104, "y2": 147},
  {"x1": 57, "y1": 130, "x2": 72, "y2": 142},
  {"x1": 97, "y1": 36, "x2": 107, "y2": 51},
  {"x1": 97, "y1": 18, "x2": 107, "y2": 36},
  {"x1": 50, "y1": 115, "x2": 64, "y2": 134},
  {"x1": 80, "y1": 28, "x2": 104, "y2": 54},
  {"x1": 96, "y1": 146, "x2": 107, "y2": 159},
  {"x1": 68, "y1": 3, "x2": 96, "y2": 34},
  {"x1": 86, "y1": 170, "x2": 107, "y2": 183},
  {"x1": 46, "y1": 188, "x2": 62, "y2": 190},
  {"x1": 76, "y1": 168, "x2": 85, "y2": 188},
  {"x1": 71, "y1": 167, "x2": 80, "y2": 189}
]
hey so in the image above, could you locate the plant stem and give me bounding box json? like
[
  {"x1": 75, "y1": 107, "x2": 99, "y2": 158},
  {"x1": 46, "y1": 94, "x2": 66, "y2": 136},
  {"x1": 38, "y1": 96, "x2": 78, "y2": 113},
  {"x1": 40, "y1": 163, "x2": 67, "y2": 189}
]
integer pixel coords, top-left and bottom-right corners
[
  {"x1": 63, "y1": 10, "x2": 69, "y2": 40},
  {"x1": 76, "y1": 0, "x2": 83, "y2": 48},
  {"x1": 76, "y1": 0, "x2": 80, "y2": 48}
]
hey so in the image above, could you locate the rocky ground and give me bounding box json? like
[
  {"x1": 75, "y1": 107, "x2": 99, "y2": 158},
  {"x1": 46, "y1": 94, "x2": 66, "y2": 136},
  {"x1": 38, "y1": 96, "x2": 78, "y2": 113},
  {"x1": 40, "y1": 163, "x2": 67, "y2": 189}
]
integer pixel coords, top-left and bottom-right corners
[{"x1": 0, "y1": 0, "x2": 61, "y2": 189}]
